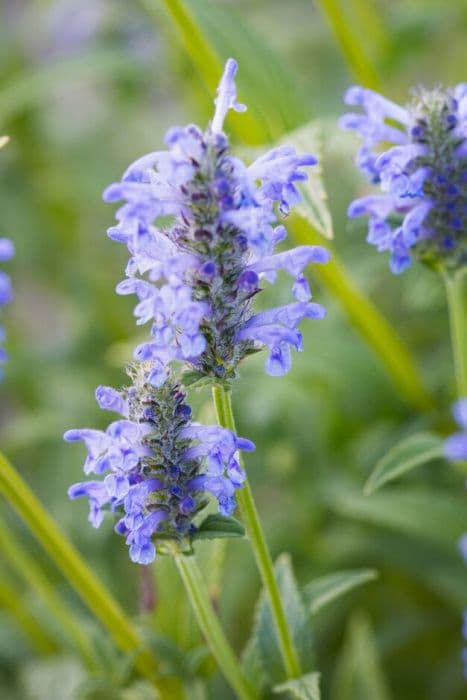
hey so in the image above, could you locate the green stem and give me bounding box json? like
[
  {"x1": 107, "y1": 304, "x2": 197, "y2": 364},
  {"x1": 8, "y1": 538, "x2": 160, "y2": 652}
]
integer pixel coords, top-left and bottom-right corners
[
  {"x1": 173, "y1": 553, "x2": 256, "y2": 700},
  {"x1": 444, "y1": 269, "x2": 467, "y2": 397},
  {"x1": 0, "y1": 512, "x2": 96, "y2": 668},
  {"x1": 211, "y1": 385, "x2": 302, "y2": 679},
  {"x1": 0, "y1": 573, "x2": 57, "y2": 654},
  {"x1": 0, "y1": 451, "x2": 174, "y2": 695}
]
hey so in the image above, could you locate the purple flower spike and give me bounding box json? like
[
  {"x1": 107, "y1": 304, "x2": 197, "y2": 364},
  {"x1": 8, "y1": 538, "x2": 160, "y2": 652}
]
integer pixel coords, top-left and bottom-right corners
[
  {"x1": 341, "y1": 84, "x2": 467, "y2": 273},
  {"x1": 66, "y1": 366, "x2": 254, "y2": 564},
  {"x1": 103, "y1": 59, "x2": 329, "y2": 383}
]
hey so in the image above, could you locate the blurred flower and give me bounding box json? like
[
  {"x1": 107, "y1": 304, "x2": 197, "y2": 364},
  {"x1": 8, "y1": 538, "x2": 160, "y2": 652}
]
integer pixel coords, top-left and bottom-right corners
[
  {"x1": 103, "y1": 58, "x2": 329, "y2": 385},
  {"x1": 445, "y1": 398, "x2": 467, "y2": 462},
  {"x1": 65, "y1": 363, "x2": 254, "y2": 564},
  {"x1": 0, "y1": 238, "x2": 15, "y2": 374},
  {"x1": 340, "y1": 84, "x2": 467, "y2": 274}
]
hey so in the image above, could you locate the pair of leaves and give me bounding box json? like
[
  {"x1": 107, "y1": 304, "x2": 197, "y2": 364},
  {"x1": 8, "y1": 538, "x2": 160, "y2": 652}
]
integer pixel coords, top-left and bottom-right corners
[{"x1": 241, "y1": 555, "x2": 377, "y2": 698}]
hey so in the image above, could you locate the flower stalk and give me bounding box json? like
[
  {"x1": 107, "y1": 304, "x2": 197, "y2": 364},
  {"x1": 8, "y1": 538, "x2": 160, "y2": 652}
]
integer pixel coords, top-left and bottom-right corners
[
  {"x1": 444, "y1": 268, "x2": 467, "y2": 398},
  {"x1": 173, "y1": 550, "x2": 257, "y2": 700},
  {"x1": 212, "y1": 384, "x2": 302, "y2": 679}
]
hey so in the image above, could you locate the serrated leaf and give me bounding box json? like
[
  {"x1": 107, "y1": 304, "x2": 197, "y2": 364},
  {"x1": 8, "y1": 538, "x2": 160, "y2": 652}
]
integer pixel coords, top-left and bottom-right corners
[
  {"x1": 364, "y1": 431, "x2": 444, "y2": 495},
  {"x1": 282, "y1": 121, "x2": 333, "y2": 240},
  {"x1": 274, "y1": 672, "x2": 321, "y2": 699},
  {"x1": 302, "y1": 569, "x2": 378, "y2": 615},
  {"x1": 181, "y1": 370, "x2": 212, "y2": 388},
  {"x1": 241, "y1": 554, "x2": 313, "y2": 688},
  {"x1": 192, "y1": 514, "x2": 245, "y2": 541},
  {"x1": 331, "y1": 613, "x2": 392, "y2": 700}
]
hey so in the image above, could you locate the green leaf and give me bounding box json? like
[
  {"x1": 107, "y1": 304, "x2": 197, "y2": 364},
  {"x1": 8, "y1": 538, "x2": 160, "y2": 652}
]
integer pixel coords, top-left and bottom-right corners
[
  {"x1": 302, "y1": 569, "x2": 378, "y2": 615},
  {"x1": 331, "y1": 613, "x2": 392, "y2": 700},
  {"x1": 241, "y1": 554, "x2": 313, "y2": 688},
  {"x1": 274, "y1": 672, "x2": 321, "y2": 699},
  {"x1": 325, "y1": 483, "x2": 467, "y2": 549},
  {"x1": 281, "y1": 122, "x2": 333, "y2": 240},
  {"x1": 192, "y1": 514, "x2": 245, "y2": 541},
  {"x1": 364, "y1": 431, "x2": 445, "y2": 495}
]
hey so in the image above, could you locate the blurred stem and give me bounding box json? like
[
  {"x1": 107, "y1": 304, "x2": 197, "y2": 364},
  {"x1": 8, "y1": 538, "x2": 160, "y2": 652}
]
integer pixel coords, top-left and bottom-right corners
[
  {"x1": 0, "y1": 512, "x2": 96, "y2": 668},
  {"x1": 211, "y1": 385, "x2": 302, "y2": 680},
  {"x1": 0, "y1": 450, "x2": 184, "y2": 700},
  {"x1": 0, "y1": 573, "x2": 57, "y2": 655},
  {"x1": 290, "y1": 215, "x2": 433, "y2": 411},
  {"x1": 314, "y1": 0, "x2": 380, "y2": 89},
  {"x1": 173, "y1": 552, "x2": 256, "y2": 700},
  {"x1": 444, "y1": 268, "x2": 467, "y2": 397}
]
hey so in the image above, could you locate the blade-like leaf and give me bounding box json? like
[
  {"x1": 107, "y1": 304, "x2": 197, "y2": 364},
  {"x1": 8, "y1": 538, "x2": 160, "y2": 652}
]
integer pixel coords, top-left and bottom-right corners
[
  {"x1": 331, "y1": 613, "x2": 392, "y2": 700},
  {"x1": 274, "y1": 672, "x2": 321, "y2": 699},
  {"x1": 326, "y1": 483, "x2": 467, "y2": 549},
  {"x1": 241, "y1": 554, "x2": 313, "y2": 688},
  {"x1": 364, "y1": 431, "x2": 445, "y2": 495},
  {"x1": 302, "y1": 569, "x2": 378, "y2": 615},
  {"x1": 192, "y1": 514, "x2": 245, "y2": 541}
]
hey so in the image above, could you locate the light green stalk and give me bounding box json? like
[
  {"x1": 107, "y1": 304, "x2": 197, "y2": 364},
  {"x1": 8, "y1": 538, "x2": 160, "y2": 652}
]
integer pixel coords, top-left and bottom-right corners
[
  {"x1": 0, "y1": 572, "x2": 57, "y2": 654},
  {"x1": 173, "y1": 552, "x2": 257, "y2": 700},
  {"x1": 444, "y1": 268, "x2": 467, "y2": 398},
  {"x1": 0, "y1": 512, "x2": 95, "y2": 668},
  {"x1": 212, "y1": 385, "x2": 302, "y2": 679},
  {"x1": 0, "y1": 450, "x2": 185, "y2": 699}
]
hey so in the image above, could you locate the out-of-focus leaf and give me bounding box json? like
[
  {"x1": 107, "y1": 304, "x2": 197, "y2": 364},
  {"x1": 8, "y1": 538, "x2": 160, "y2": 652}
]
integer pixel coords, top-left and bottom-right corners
[
  {"x1": 331, "y1": 613, "x2": 392, "y2": 700},
  {"x1": 326, "y1": 483, "x2": 467, "y2": 549},
  {"x1": 274, "y1": 672, "x2": 321, "y2": 699},
  {"x1": 191, "y1": 514, "x2": 245, "y2": 541},
  {"x1": 241, "y1": 554, "x2": 313, "y2": 688},
  {"x1": 364, "y1": 431, "x2": 444, "y2": 495},
  {"x1": 315, "y1": 0, "x2": 381, "y2": 89},
  {"x1": 282, "y1": 121, "x2": 333, "y2": 240},
  {"x1": 0, "y1": 50, "x2": 139, "y2": 123},
  {"x1": 19, "y1": 657, "x2": 85, "y2": 700},
  {"x1": 302, "y1": 569, "x2": 378, "y2": 615}
]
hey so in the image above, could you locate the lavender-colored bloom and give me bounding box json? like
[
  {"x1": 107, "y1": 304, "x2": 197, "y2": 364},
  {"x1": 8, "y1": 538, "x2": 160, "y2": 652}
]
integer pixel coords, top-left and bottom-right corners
[
  {"x1": 103, "y1": 59, "x2": 329, "y2": 383},
  {"x1": 444, "y1": 398, "x2": 467, "y2": 462},
  {"x1": 0, "y1": 237, "x2": 14, "y2": 374},
  {"x1": 65, "y1": 364, "x2": 254, "y2": 564},
  {"x1": 340, "y1": 84, "x2": 467, "y2": 273}
]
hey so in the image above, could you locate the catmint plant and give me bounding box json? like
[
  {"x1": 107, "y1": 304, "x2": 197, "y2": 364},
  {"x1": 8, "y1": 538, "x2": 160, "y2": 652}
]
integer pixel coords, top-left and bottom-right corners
[
  {"x1": 65, "y1": 363, "x2": 254, "y2": 565},
  {"x1": 0, "y1": 237, "x2": 14, "y2": 373},
  {"x1": 103, "y1": 58, "x2": 330, "y2": 386},
  {"x1": 444, "y1": 398, "x2": 467, "y2": 463},
  {"x1": 340, "y1": 84, "x2": 467, "y2": 274}
]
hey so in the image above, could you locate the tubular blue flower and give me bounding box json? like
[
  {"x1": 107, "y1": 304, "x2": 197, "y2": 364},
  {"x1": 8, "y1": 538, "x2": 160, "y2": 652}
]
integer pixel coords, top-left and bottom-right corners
[
  {"x1": 0, "y1": 237, "x2": 15, "y2": 374},
  {"x1": 444, "y1": 398, "x2": 467, "y2": 462},
  {"x1": 340, "y1": 84, "x2": 467, "y2": 273},
  {"x1": 103, "y1": 58, "x2": 330, "y2": 383},
  {"x1": 65, "y1": 363, "x2": 254, "y2": 564}
]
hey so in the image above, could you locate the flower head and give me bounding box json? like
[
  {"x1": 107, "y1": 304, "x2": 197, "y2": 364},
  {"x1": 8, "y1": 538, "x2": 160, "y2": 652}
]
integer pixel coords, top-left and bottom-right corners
[
  {"x1": 103, "y1": 59, "x2": 329, "y2": 385},
  {"x1": 444, "y1": 398, "x2": 467, "y2": 462},
  {"x1": 65, "y1": 363, "x2": 254, "y2": 564},
  {"x1": 340, "y1": 84, "x2": 467, "y2": 273},
  {"x1": 0, "y1": 237, "x2": 15, "y2": 374}
]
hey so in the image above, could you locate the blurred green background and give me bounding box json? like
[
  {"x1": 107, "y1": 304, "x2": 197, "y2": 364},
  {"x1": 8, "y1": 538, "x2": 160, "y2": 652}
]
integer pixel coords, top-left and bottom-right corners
[{"x1": 0, "y1": 1, "x2": 466, "y2": 699}]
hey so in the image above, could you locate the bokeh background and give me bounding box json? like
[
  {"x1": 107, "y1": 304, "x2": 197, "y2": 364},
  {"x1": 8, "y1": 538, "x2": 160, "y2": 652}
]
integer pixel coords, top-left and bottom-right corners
[{"x1": 1, "y1": 1, "x2": 467, "y2": 698}]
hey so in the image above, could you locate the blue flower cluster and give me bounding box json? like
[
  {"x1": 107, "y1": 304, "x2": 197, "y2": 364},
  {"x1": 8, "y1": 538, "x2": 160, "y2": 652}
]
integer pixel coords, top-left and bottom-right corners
[
  {"x1": 444, "y1": 398, "x2": 467, "y2": 463},
  {"x1": 66, "y1": 365, "x2": 254, "y2": 564},
  {"x1": 340, "y1": 84, "x2": 467, "y2": 273},
  {"x1": 0, "y1": 237, "x2": 14, "y2": 373},
  {"x1": 103, "y1": 58, "x2": 329, "y2": 385}
]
